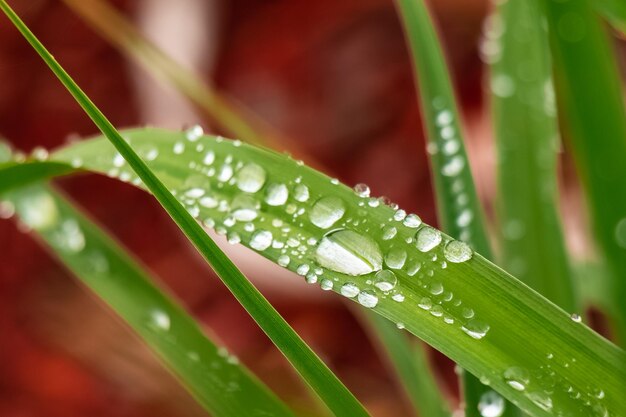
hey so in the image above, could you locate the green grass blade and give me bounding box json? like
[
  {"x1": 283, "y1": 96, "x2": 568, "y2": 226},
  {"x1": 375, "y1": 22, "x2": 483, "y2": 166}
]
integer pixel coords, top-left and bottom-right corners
[
  {"x1": 595, "y1": 0, "x2": 626, "y2": 34},
  {"x1": 543, "y1": 0, "x2": 626, "y2": 342},
  {"x1": 3, "y1": 183, "x2": 297, "y2": 417},
  {"x1": 366, "y1": 314, "x2": 449, "y2": 417},
  {"x1": 490, "y1": 0, "x2": 577, "y2": 313},
  {"x1": 393, "y1": 1, "x2": 514, "y2": 415},
  {"x1": 0, "y1": 161, "x2": 75, "y2": 194},
  {"x1": 1, "y1": 127, "x2": 620, "y2": 416},
  {"x1": 0, "y1": 3, "x2": 370, "y2": 416}
]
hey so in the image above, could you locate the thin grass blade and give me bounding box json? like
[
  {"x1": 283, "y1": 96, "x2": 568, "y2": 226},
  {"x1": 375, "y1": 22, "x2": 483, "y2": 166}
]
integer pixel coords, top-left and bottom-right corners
[
  {"x1": 3, "y1": 183, "x2": 297, "y2": 417},
  {"x1": 0, "y1": 3, "x2": 370, "y2": 416},
  {"x1": 543, "y1": 0, "x2": 626, "y2": 343},
  {"x1": 490, "y1": 0, "x2": 577, "y2": 313},
  {"x1": 393, "y1": 1, "x2": 518, "y2": 415}
]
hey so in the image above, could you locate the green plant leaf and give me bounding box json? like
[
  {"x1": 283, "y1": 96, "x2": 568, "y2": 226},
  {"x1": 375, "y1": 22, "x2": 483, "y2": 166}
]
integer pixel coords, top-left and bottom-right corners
[
  {"x1": 543, "y1": 0, "x2": 626, "y2": 342},
  {"x1": 0, "y1": 3, "x2": 369, "y2": 416},
  {"x1": 393, "y1": 1, "x2": 515, "y2": 415},
  {"x1": 365, "y1": 313, "x2": 449, "y2": 417},
  {"x1": 3, "y1": 183, "x2": 297, "y2": 417},
  {"x1": 0, "y1": 127, "x2": 620, "y2": 416},
  {"x1": 490, "y1": 0, "x2": 577, "y2": 312}
]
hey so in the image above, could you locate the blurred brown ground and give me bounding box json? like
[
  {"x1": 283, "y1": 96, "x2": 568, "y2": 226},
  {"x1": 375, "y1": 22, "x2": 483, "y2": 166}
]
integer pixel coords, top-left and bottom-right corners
[{"x1": 0, "y1": 0, "x2": 514, "y2": 416}]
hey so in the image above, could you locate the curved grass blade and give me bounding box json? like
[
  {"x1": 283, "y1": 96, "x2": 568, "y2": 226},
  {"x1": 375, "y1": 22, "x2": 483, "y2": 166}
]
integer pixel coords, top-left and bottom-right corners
[
  {"x1": 543, "y1": 0, "x2": 626, "y2": 343},
  {"x1": 0, "y1": 3, "x2": 370, "y2": 416},
  {"x1": 393, "y1": 1, "x2": 515, "y2": 415},
  {"x1": 490, "y1": 0, "x2": 577, "y2": 312},
  {"x1": 3, "y1": 127, "x2": 620, "y2": 417},
  {"x1": 3, "y1": 183, "x2": 297, "y2": 417},
  {"x1": 365, "y1": 313, "x2": 449, "y2": 417}
]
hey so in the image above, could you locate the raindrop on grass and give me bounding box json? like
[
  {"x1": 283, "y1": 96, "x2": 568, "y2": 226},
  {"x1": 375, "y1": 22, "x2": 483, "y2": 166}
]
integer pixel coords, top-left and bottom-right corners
[
  {"x1": 315, "y1": 229, "x2": 382, "y2": 275},
  {"x1": 415, "y1": 227, "x2": 442, "y2": 252},
  {"x1": 403, "y1": 214, "x2": 422, "y2": 228},
  {"x1": 385, "y1": 247, "x2": 407, "y2": 269},
  {"x1": 250, "y1": 230, "x2": 273, "y2": 251},
  {"x1": 354, "y1": 183, "x2": 370, "y2": 197},
  {"x1": 310, "y1": 196, "x2": 345, "y2": 229},
  {"x1": 320, "y1": 279, "x2": 334, "y2": 291},
  {"x1": 236, "y1": 163, "x2": 266, "y2": 193},
  {"x1": 357, "y1": 290, "x2": 378, "y2": 308},
  {"x1": 373, "y1": 270, "x2": 397, "y2": 291},
  {"x1": 294, "y1": 184, "x2": 310, "y2": 202},
  {"x1": 265, "y1": 183, "x2": 289, "y2": 206},
  {"x1": 341, "y1": 282, "x2": 360, "y2": 298},
  {"x1": 185, "y1": 125, "x2": 204, "y2": 141},
  {"x1": 503, "y1": 367, "x2": 530, "y2": 391},
  {"x1": 149, "y1": 309, "x2": 171, "y2": 331},
  {"x1": 462, "y1": 319, "x2": 490, "y2": 340},
  {"x1": 444, "y1": 240, "x2": 473, "y2": 263},
  {"x1": 570, "y1": 313, "x2": 582, "y2": 323},
  {"x1": 478, "y1": 391, "x2": 505, "y2": 417}
]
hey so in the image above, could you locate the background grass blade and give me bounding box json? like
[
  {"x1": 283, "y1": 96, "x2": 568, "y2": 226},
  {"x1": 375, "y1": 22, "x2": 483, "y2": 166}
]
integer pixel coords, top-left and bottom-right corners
[
  {"x1": 365, "y1": 314, "x2": 449, "y2": 417},
  {"x1": 490, "y1": 0, "x2": 577, "y2": 313},
  {"x1": 0, "y1": 4, "x2": 370, "y2": 416},
  {"x1": 543, "y1": 0, "x2": 626, "y2": 343},
  {"x1": 3, "y1": 183, "x2": 297, "y2": 417},
  {"x1": 9, "y1": 127, "x2": 620, "y2": 417},
  {"x1": 393, "y1": 1, "x2": 516, "y2": 415},
  {"x1": 595, "y1": 0, "x2": 626, "y2": 34}
]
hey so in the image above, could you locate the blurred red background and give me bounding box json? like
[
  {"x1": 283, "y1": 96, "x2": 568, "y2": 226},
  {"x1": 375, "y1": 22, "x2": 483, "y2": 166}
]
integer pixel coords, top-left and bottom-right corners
[{"x1": 0, "y1": 0, "x2": 591, "y2": 416}]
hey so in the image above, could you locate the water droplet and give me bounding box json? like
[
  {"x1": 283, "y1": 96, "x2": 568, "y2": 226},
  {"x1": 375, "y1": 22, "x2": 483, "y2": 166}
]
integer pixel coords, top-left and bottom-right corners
[
  {"x1": 430, "y1": 305, "x2": 444, "y2": 317},
  {"x1": 53, "y1": 219, "x2": 85, "y2": 252},
  {"x1": 149, "y1": 309, "x2": 170, "y2": 331},
  {"x1": 340, "y1": 282, "x2": 360, "y2": 298},
  {"x1": 456, "y1": 209, "x2": 473, "y2": 228},
  {"x1": 462, "y1": 319, "x2": 490, "y2": 340},
  {"x1": 392, "y1": 293, "x2": 405, "y2": 302},
  {"x1": 403, "y1": 214, "x2": 422, "y2": 228},
  {"x1": 418, "y1": 297, "x2": 432, "y2": 310},
  {"x1": 570, "y1": 313, "x2": 582, "y2": 323},
  {"x1": 354, "y1": 183, "x2": 370, "y2": 197},
  {"x1": 231, "y1": 195, "x2": 259, "y2": 221},
  {"x1": 381, "y1": 225, "x2": 397, "y2": 240},
  {"x1": 17, "y1": 192, "x2": 59, "y2": 230},
  {"x1": 173, "y1": 141, "x2": 185, "y2": 154},
  {"x1": 442, "y1": 156, "x2": 465, "y2": 177},
  {"x1": 415, "y1": 227, "x2": 442, "y2": 252},
  {"x1": 357, "y1": 290, "x2": 378, "y2": 308},
  {"x1": 294, "y1": 184, "x2": 310, "y2": 202},
  {"x1": 236, "y1": 163, "x2": 266, "y2": 193},
  {"x1": 310, "y1": 196, "x2": 345, "y2": 229},
  {"x1": 444, "y1": 240, "x2": 473, "y2": 263},
  {"x1": 396, "y1": 322, "x2": 405, "y2": 329},
  {"x1": 203, "y1": 150, "x2": 215, "y2": 165},
  {"x1": 296, "y1": 264, "x2": 310, "y2": 276},
  {"x1": 503, "y1": 367, "x2": 530, "y2": 391},
  {"x1": 373, "y1": 270, "x2": 397, "y2": 291},
  {"x1": 217, "y1": 164, "x2": 234, "y2": 182},
  {"x1": 436, "y1": 110, "x2": 453, "y2": 126},
  {"x1": 265, "y1": 183, "x2": 289, "y2": 206},
  {"x1": 250, "y1": 230, "x2": 273, "y2": 251},
  {"x1": 185, "y1": 188, "x2": 205, "y2": 199},
  {"x1": 478, "y1": 391, "x2": 505, "y2": 417},
  {"x1": 527, "y1": 391, "x2": 552, "y2": 411},
  {"x1": 393, "y1": 209, "x2": 407, "y2": 221},
  {"x1": 491, "y1": 74, "x2": 516, "y2": 97},
  {"x1": 185, "y1": 125, "x2": 204, "y2": 141},
  {"x1": 315, "y1": 229, "x2": 382, "y2": 275},
  {"x1": 320, "y1": 279, "x2": 334, "y2": 291},
  {"x1": 385, "y1": 247, "x2": 407, "y2": 269}
]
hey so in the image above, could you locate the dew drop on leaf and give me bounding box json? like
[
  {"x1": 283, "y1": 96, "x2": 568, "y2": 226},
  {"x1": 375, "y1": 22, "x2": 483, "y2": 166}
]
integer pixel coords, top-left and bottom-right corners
[
  {"x1": 265, "y1": 183, "x2": 289, "y2": 206},
  {"x1": 444, "y1": 240, "x2": 473, "y2": 263},
  {"x1": 250, "y1": 230, "x2": 273, "y2": 251},
  {"x1": 357, "y1": 290, "x2": 378, "y2": 308},
  {"x1": 415, "y1": 227, "x2": 442, "y2": 252},
  {"x1": 315, "y1": 229, "x2": 382, "y2": 275},
  {"x1": 340, "y1": 282, "x2": 360, "y2": 298},
  {"x1": 236, "y1": 163, "x2": 266, "y2": 193},
  {"x1": 373, "y1": 270, "x2": 397, "y2": 291},
  {"x1": 462, "y1": 318, "x2": 490, "y2": 340},
  {"x1": 310, "y1": 196, "x2": 346, "y2": 229},
  {"x1": 503, "y1": 367, "x2": 530, "y2": 391}
]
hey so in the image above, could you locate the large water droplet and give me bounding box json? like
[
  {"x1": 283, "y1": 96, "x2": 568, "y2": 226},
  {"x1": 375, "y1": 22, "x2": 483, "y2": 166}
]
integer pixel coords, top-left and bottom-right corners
[
  {"x1": 357, "y1": 290, "x2": 379, "y2": 308},
  {"x1": 444, "y1": 240, "x2": 473, "y2": 263},
  {"x1": 265, "y1": 183, "x2": 289, "y2": 206},
  {"x1": 415, "y1": 227, "x2": 442, "y2": 252},
  {"x1": 503, "y1": 367, "x2": 530, "y2": 391},
  {"x1": 310, "y1": 196, "x2": 345, "y2": 229},
  {"x1": 373, "y1": 270, "x2": 397, "y2": 291},
  {"x1": 315, "y1": 229, "x2": 382, "y2": 275},
  {"x1": 250, "y1": 230, "x2": 273, "y2": 251},
  {"x1": 236, "y1": 163, "x2": 266, "y2": 193},
  {"x1": 478, "y1": 391, "x2": 505, "y2": 417}
]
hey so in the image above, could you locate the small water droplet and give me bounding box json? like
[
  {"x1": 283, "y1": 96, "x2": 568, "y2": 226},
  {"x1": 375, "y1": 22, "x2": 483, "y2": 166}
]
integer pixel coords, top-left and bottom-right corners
[
  {"x1": 354, "y1": 183, "x2": 370, "y2": 197},
  {"x1": 503, "y1": 367, "x2": 530, "y2": 391},
  {"x1": 236, "y1": 163, "x2": 266, "y2": 193},
  {"x1": 149, "y1": 309, "x2": 170, "y2": 331},
  {"x1": 393, "y1": 209, "x2": 407, "y2": 222},
  {"x1": 250, "y1": 230, "x2": 273, "y2": 251},
  {"x1": 403, "y1": 214, "x2": 422, "y2": 228},
  {"x1": 415, "y1": 227, "x2": 442, "y2": 252},
  {"x1": 385, "y1": 247, "x2": 407, "y2": 269},
  {"x1": 381, "y1": 225, "x2": 397, "y2": 240},
  {"x1": 462, "y1": 319, "x2": 490, "y2": 340},
  {"x1": 294, "y1": 184, "x2": 310, "y2": 202},
  {"x1": 444, "y1": 240, "x2": 473, "y2": 263},
  {"x1": 173, "y1": 141, "x2": 185, "y2": 154},
  {"x1": 418, "y1": 297, "x2": 433, "y2": 310},
  {"x1": 527, "y1": 391, "x2": 553, "y2": 412},
  {"x1": 265, "y1": 183, "x2": 289, "y2": 206},
  {"x1": 570, "y1": 313, "x2": 582, "y2": 323},
  {"x1": 320, "y1": 279, "x2": 334, "y2": 291},
  {"x1": 357, "y1": 290, "x2": 378, "y2": 308},
  {"x1": 185, "y1": 125, "x2": 204, "y2": 141},
  {"x1": 310, "y1": 196, "x2": 346, "y2": 229},
  {"x1": 478, "y1": 391, "x2": 505, "y2": 417},
  {"x1": 373, "y1": 270, "x2": 397, "y2": 291},
  {"x1": 316, "y1": 229, "x2": 382, "y2": 275},
  {"x1": 340, "y1": 282, "x2": 360, "y2": 298},
  {"x1": 203, "y1": 150, "x2": 215, "y2": 165}
]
